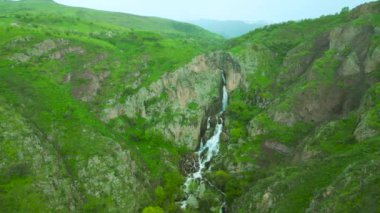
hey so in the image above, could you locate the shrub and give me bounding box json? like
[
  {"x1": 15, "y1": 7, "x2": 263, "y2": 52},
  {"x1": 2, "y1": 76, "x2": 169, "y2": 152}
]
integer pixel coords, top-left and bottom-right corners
[
  {"x1": 213, "y1": 170, "x2": 231, "y2": 190},
  {"x1": 225, "y1": 178, "x2": 243, "y2": 205},
  {"x1": 154, "y1": 186, "x2": 166, "y2": 206},
  {"x1": 187, "y1": 101, "x2": 198, "y2": 110},
  {"x1": 6, "y1": 163, "x2": 30, "y2": 178},
  {"x1": 142, "y1": 206, "x2": 164, "y2": 213}
]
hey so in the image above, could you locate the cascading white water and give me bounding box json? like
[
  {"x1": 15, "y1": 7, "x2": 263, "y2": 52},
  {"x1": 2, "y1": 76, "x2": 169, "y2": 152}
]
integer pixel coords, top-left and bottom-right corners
[
  {"x1": 180, "y1": 73, "x2": 228, "y2": 211},
  {"x1": 222, "y1": 86, "x2": 228, "y2": 112}
]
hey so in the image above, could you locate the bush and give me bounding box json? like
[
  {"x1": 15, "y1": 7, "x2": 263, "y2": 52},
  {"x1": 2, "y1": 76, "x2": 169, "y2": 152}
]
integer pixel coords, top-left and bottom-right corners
[
  {"x1": 154, "y1": 186, "x2": 166, "y2": 206},
  {"x1": 213, "y1": 170, "x2": 231, "y2": 190},
  {"x1": 230, "y1": 127, "x2": 245, "y2": 142},
  {"x1": 142, "y1": 206, "x2": 164, "y2": 213},
  {"x1": 225, "y1": 178, "x2": 243, "y2": 205},
  {"x1": 6, "y1": 163, "x2": 30, "y2": 178},
  {"x1": 187, "y1": 101, "x2": 198, "y2": 110}
]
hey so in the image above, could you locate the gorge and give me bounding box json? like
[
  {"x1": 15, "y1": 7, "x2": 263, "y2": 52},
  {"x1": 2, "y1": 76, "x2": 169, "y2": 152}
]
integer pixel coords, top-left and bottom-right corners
[
  {"x1": 0, "y1": 0, "x2": 379, "y2": 212},
  {"x1": 180, "y1": 72, "x2": 228, "y2": 210}
]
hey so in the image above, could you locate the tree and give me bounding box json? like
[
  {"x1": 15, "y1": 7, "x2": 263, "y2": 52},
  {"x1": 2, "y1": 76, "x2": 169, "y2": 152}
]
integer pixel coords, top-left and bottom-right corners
[
  {"x1": 340, "y1": 7, "x2": 350, "y2": 14},
  {"x1": 213, "y1": 170, "x2": 231, "y2": 190}
]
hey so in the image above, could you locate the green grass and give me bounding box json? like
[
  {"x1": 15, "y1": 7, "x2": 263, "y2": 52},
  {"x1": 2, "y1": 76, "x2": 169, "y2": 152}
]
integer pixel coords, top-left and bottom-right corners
[
  {"x1": 0, "y1": 0, "x2": 224, "y2": 211},
  {"x1": 0, "y1": 0, "x2": 379, "y2": 211},
  {"x1": 0, "y1": 0, "x2": 224, "y2": 39},
  {"x1": 219, "y1": 2, "x2": 380, "y2": 211}
]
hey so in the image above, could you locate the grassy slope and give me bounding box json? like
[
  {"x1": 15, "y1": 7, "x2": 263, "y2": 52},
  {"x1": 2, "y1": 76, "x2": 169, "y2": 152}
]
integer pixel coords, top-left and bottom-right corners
[
  {"x1": 0, "y1": 0, "x2": 222, "y2": 211},
  {"x1": 1, "y1": 0, "x2": 379, "y2": 212},
  {"x1": 212, "y1": 2, "x2": 380, "y2": 212},
  {"x1": 0, "y1": 0, "x2": 224, "y2": 38}
]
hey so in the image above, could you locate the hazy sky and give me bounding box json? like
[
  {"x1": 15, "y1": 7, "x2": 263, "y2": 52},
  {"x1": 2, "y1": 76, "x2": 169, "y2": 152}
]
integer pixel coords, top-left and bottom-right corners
[{"x1": 53, "y1": 0, "x2": 374, "y2": 23}]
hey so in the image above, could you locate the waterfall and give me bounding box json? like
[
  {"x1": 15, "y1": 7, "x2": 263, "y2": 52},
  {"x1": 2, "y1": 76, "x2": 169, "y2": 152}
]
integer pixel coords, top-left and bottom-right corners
[
  {"x1": 221, "y1": 72, "x2": 228, "y2": 112},
  {"x1": 180, "y1": 73, "x2": 228, "y2": 211},
  {"x1": 222, "y1": 86, "x2": 228, "y2": 112}
]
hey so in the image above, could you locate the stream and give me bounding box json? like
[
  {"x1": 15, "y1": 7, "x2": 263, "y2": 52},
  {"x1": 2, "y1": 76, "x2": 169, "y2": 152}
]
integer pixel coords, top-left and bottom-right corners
[{"x1": 180, "y1": 73, "x2": 228, "y2": 212}]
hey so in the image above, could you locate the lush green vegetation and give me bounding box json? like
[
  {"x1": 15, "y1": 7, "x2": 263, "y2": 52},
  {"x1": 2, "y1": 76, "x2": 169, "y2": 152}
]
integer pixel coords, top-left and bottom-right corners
[
  {"x1": 214, "y1": 2, "x2": 380, "y2": 212},
  {"x1": 0, "y1": 0, "x2": 379, "y2": 212},
  {"x1": 0, "y1": 0, "x2": 224, "y2": 39},
  {"x1": 0, "y1": 0, "x2": 223, "y2": 211}
]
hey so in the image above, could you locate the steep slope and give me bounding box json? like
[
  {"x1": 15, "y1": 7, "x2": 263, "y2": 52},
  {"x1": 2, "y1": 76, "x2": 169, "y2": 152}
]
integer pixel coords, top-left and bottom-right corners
[
  {"x1": 105, "y1": 51, "x2": 242, "y2": 149},
  {"x1": 206, "y1": 2, "x2": 380, "y2": 212},
  {"x1": 1, "y1": 0, "x2": 380, "y2": 212},
  {"x1": 1, "y1": 0, "x2": 224, "y2": 40},
  {"x1": 0, "y1": 0, "x2": 223, "y2": 211}
]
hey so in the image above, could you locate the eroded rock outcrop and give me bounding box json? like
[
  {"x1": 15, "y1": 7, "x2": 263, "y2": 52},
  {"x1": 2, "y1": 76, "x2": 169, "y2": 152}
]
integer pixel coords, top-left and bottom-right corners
[
  {"x1": 354, "y1": 85, "x2": 380, "y2": 141},
  {"x1": 329, "y1": 25, "x2": 373, "y2": 53},
  {"x1": 104, "y1": 51, "x2": 242, "y2": 149},
  {"x1": 64, "y1": 70, "x2": 110, "y2": 102},
  {"x1": 8, "y1": 38, "x2": 84, "y2": 63},
  {"x1": 262, "y1": 141, "x2": 292, "y2": 155},
  {"x1": 294, "y1": 84, "x2": 346, "y2": 123},
  {"x1": 0, "y1": 103, "x2": 80, "y2": 211},
  {"x1": 0, "y1": 100, "x2": 149, "y2": 211},
  {"x1": 270, "y1": 23, "x2": 378, "y2": 125},
  {"x1": 364, "y1": 46, "x2": 380, "y2": 74}
]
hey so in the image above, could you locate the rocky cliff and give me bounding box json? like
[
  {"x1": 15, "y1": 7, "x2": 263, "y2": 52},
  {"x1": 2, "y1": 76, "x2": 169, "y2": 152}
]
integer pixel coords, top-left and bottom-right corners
[
  {"x1": 104, "y1": 51, "x2": 242, "y2": 149},
  {"x1": 0, "y1": 97, "x2": 150, "y2": 211},
  {"x1": 1, "y1": 0, "x2": 380, "y2": 212},
  {"x1": 0, "y1": 0, "x2": 223, "y2": 211},
  {"x1": 211, "y1": 2, "x2": 380, "y2": 212}
]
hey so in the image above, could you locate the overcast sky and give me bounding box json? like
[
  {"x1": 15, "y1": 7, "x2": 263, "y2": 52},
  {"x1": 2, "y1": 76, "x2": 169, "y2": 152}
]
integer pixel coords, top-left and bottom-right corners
[{"x1": 53, "y1": 0, "x2": 374, "y2": 23}]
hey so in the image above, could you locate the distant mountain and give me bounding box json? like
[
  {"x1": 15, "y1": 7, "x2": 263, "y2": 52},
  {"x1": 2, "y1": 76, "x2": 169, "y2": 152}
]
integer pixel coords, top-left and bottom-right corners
[{"x1": 189, "y1": 19, "x2": 267, "y2": 38}]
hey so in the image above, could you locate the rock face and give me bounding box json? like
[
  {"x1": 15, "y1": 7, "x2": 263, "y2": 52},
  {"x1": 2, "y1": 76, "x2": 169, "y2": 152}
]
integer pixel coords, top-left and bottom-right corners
[
  {"x1": 65, "y1": 70, "x2": 110, "y2": 102},
  {"x1": 247, "y1": 117, "x2": 267, "y2": 137},
  {"x1": 350, "y1": 1, "x2": 380, "y2": 19},
  {"x1": 329, "y1": 25, "x2": 373, "y2": 52},
  {"x1": 365, "y1": 46, "x2": 380, "y2": 74},
  {"x1": 219, "y1": 2, "x2": 380, "y2": 212},
  {"x1": 262, "y1": 141, "x2": 292, "y2": 155},
  {"x1": 104, "y1": 51, "x2": 242, "y2": 149},
  {"x1": 76, "y1": 144, "x2": 147, "y2": 211},
  {"x1": 294, "y1": 85, "x2": 346, "y2": 123},
  {"x1": 270, "y1": 23, "x2": 378, "y2": 125},
  {"x1": 0, "y1": 99, "x2": 149, "y2": 212},
  {"x1": 180, "y1": 153, "x2": 200, "y2": 175},
  {"x1": 0, "y1": 101, "x2": 80, "y2": 211},
  {"x1": 271, "y1": 111, "x2": 298, "y2": 126},
  {"x1": 9, "y1": 38, "x2": 84, "y2": 63},
  {"x1": 353, "y1": 86, "x2": 380, "y2": 141},
  {"x1": 338, "y1": 52, "x2": 361, "y2": 76},
  {"x1": 354, "y1": 113, "x2": 378, "y2": 141}
]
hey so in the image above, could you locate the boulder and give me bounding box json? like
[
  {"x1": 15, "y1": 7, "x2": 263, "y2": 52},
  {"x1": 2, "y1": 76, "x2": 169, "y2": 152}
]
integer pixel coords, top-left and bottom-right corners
[{"x1": 263, "y1": 141, "x2": 292, "y2": 155}]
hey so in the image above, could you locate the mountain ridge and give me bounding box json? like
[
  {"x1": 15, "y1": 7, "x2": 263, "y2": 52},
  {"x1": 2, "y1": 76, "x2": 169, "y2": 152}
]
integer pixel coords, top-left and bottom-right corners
[
  {"x1": 2, "y1": 0, "x2": 224, "y2": 39},
  {"x1": 0, "y1": 0, "x2": 379, "y2": 212}
]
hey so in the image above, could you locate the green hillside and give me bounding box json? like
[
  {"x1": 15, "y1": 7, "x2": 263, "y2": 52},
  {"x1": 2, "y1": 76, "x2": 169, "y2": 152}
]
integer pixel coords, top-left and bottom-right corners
[
  {"x1": 0, "y1": 0, "x2": 224, "y2": 38},
  {"x1": 0, "y1": 0, "x2": 379, "y2": 212},
  {"x1": 0, "y1": 0, "x2": 222, "y2": 211},
  {"x1": 218, "y1": 2, "x2": 380, "y2": 212}
]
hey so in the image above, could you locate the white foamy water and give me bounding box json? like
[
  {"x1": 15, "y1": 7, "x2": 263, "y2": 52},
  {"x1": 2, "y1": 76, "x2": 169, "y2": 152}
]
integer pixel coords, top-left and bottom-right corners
[
  {"x1": 222, "y1": 86, "x2": 228, "y2": 112},
  {"x1": 180, "y1": 73, "x2": 228, "y2": 211}
]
